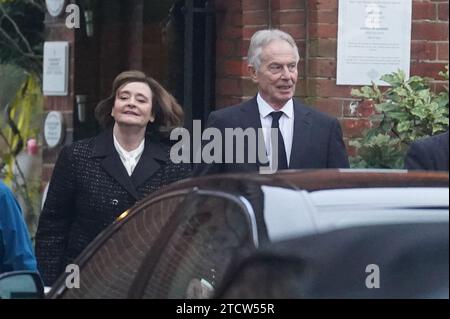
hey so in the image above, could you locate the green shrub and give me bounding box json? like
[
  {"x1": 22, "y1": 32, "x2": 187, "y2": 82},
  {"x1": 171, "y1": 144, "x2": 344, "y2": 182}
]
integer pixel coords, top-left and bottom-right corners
[{"x1": 350, "y1": 66, "x2": 449, "y2": 169}]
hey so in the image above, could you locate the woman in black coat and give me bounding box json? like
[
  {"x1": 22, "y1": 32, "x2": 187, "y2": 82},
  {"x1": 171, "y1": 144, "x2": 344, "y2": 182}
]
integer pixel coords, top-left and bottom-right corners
[{"x1": 35, "y1": 70, "x2": 191, "y2": 286}]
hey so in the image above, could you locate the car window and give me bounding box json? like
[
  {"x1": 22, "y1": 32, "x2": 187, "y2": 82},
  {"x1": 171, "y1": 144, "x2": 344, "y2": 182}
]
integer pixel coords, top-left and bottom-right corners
[
  {"x1": 309, "y1": 187, "x2": 449, "y2": 208},
  {"x1": 261, "y1": 186, "x2": 317, "y2": 242},
  {"x1": 59, "y1": 193, "x2": 187, "y2": 299},
  {"x1": 134, "y1": 192, "x2": 257, "y2": 299},
  {"x1": 309, "y1": 187, "x2": 449, "y2": 232}
]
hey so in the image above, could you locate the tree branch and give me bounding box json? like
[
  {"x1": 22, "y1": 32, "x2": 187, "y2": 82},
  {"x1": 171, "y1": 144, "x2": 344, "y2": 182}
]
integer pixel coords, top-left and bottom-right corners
[
  {"x1": 24, "y1": 0, "x2": 46, "y2": 12},
  {"x1": 0, "y1": 3, "x2": 35, "y2": 55},
  {"x1": 0, "y1": 22, "x2": 27, "y2": 56}
]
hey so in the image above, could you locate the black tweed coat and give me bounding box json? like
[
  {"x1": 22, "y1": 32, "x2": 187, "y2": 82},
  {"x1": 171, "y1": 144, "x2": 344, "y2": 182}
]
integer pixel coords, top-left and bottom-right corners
[{"x1": 35, "y1": 128, "x2": 191, "y2": 286}]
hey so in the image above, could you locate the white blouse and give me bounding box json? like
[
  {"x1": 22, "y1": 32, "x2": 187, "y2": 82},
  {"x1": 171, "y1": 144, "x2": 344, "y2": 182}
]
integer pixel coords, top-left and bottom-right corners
[{"x1": 113, "y1": 134, "x2": 145, "y2": 176}]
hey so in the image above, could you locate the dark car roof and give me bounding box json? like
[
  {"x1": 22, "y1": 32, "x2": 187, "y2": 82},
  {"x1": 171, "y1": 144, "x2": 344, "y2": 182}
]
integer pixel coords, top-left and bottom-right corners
[
  {"x1": 120, "y1": 169, "x2": 449, "y2": 227},
  {"x1": 121, "y1": 169, "x2": 448, "y2": 237},
  {"x1": 158, "y1": 169, "x2": 449, "y2": 195}
]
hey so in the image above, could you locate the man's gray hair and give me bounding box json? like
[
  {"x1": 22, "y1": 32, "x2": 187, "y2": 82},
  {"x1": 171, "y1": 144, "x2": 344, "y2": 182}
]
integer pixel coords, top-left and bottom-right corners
[{"x1": 247, "y1": 29, "x2": 300, "y2": 71}]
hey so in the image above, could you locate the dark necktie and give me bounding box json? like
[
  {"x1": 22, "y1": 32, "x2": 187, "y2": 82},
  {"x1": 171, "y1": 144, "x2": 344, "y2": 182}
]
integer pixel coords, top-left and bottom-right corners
[{"x1": 270, "y1": 111, "x2": 288, "y2": 170}]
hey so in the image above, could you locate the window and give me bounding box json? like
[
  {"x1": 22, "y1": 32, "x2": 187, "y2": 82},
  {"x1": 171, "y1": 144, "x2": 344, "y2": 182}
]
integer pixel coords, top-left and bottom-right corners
[
  {"x1": 135, "y1": 192, "x2": 256, "y2": 299},
  {"x1": 60, "y1": 193, "x2": 188, "y2": 299}
]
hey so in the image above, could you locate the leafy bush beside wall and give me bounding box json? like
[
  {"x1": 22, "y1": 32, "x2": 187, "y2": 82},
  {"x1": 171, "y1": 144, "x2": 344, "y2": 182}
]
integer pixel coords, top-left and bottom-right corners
[{"x1": 350, "y1": 66, "x2": 449, "y2": 169}]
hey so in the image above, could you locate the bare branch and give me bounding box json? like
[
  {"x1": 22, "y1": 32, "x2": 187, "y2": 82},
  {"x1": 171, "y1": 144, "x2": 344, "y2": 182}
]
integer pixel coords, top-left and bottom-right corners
[
  {"x1": 0, "y1": 3, "x2": 35, "y2": 55},
  {"x1": 23, "y1": 0, "x2": 46, "y2": 12},
  {"x1": 0, "y1": 21, "x2": 27, "y2": 56}
]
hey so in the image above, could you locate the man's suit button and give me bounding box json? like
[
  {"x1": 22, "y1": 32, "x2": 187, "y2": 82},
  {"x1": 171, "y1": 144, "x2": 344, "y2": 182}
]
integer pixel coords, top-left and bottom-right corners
[{"x1": 111, "y1": 199, "x2": 119, "y2": 206}]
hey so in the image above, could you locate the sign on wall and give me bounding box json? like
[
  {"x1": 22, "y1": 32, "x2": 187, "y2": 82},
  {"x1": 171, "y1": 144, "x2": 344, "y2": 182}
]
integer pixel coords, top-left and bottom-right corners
[
  {"x1": 43, "y1": 41, "x2": 69, "y2": 96},
  {"x1": 45, "y1": 0, "x2": 67, "y2": 17},
  {"x1": 44, "y1": 111, "x2": 65, "y2": 148},
  {"x1": 336, "y1": 0, "x2": 412, "y2": 85}
]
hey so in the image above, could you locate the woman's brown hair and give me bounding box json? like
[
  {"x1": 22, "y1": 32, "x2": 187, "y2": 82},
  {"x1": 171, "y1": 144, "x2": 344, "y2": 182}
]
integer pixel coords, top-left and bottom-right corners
[{"x1": 95, "y1": 70, "x2": 184, "y2": 136}]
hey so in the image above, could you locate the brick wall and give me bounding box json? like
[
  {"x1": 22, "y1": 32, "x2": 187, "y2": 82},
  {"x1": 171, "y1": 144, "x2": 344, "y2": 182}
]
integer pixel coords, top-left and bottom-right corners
[
  {"x1": 42, "y1": 0, "x2": 145, "y2": 186},
  {"x1": 41, "y1": 12, "x2": 76, "y2": 188},
  {"x1": 411, "y1": 0, "x2": 449, "y2": 90},
  {"x1": 215, "y1": 0, "x2": 449, "y2": 156},
  {"x1": 42, "y1": 0, "x2": 449, "y2": 182}
]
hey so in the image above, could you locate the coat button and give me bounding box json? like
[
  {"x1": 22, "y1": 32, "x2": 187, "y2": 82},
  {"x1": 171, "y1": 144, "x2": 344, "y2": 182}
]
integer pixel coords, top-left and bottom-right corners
[{"x1": 111, "y1": 199, "x2": 119, "y2": 206}]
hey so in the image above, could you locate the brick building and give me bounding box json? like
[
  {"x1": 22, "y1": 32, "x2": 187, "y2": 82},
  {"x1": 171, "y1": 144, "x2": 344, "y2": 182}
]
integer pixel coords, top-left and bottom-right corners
[{"x1": 42, "y1": 0, "x2": 449, "y2": 184}]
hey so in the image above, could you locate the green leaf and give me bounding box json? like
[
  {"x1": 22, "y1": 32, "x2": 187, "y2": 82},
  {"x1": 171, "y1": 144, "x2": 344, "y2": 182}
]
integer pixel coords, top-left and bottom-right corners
[
  {"x1": 349, "y1": 65, "x2": 449, "y2": 169},
  {"x1": 397, "y1": 121, "x2": 411, "y2": 133},
  {"x1": 410, "y1": 107, "x2": 428, "y2": 120}
]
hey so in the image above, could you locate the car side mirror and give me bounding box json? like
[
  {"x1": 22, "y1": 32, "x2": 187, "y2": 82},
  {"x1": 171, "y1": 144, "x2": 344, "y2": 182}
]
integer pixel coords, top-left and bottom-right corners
[{"x1": 0, "y1": 271, "x2": 44, "y2": 299}]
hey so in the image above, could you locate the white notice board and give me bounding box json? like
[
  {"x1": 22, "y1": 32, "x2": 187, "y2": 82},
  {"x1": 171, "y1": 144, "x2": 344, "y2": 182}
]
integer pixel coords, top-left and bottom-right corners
[
  {"x1": 43, "y1": 41, "x2": 69, "y2": 96},
  {"x1": 336, "y1": 0, "x2": 412, "y2": 85}
]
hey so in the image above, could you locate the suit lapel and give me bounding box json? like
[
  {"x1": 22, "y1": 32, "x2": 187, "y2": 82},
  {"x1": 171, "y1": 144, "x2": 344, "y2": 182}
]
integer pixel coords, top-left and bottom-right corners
[
  {"x1": 241, "y1": 97, "x2": 312, "y2": 169},
  {"x1": 240, "y1": 97, "x2": 267, "y2": 169},
  {"x1": 130, "y1": 137, "x2": 167, "y2": 191},
  {"x1": 289, "y1": 100, "x2": 312, "y2": 169},
  {"x1": 240, "y1": 97, "x2": 263, "y2": 130},
  {"x1": 91, "y1": 128, "x2": 141, "y2": 201}
]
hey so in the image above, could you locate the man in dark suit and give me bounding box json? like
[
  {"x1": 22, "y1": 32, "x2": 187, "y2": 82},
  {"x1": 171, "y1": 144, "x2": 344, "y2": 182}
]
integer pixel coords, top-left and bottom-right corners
[
  {"x1": 194, "y1": 29, "x2": 349, "y2": 176},
  {"x1": 404, "y1": 131, "x2": 449, "y2": 171}
]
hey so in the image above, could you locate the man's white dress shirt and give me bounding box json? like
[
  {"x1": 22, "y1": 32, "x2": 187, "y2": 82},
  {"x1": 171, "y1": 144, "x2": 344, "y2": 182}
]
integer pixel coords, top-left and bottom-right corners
[{"x1": 257, "y1": 93, "x2": 294, "y2": 167}]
